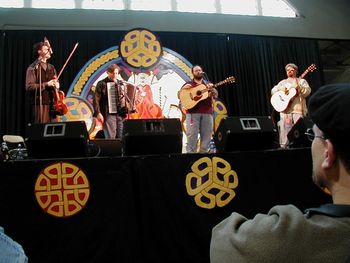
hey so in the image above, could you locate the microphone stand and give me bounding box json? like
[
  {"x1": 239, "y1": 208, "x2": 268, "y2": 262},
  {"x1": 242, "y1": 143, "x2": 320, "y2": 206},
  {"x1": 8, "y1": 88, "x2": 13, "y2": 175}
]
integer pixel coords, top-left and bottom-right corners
[
  {"x1": 203, "y1": 72, "x2": 210, "y2": 83},
  {"x1": 38, "y1": 61, "x2": 43, "y2": 123}
]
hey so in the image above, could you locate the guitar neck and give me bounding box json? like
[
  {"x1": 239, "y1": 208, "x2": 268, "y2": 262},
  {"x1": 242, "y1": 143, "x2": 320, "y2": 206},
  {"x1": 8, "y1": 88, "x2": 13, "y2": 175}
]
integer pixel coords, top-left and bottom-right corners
[
  {"x1": 213, "y1": 80, "x2": 228, "y2": 88},
  {"x1": 299, "y1": 70, "x2": 309, "y2": 79},
  {"x1": 299, "y1": 64, "x2": 316, "y2": 79}
]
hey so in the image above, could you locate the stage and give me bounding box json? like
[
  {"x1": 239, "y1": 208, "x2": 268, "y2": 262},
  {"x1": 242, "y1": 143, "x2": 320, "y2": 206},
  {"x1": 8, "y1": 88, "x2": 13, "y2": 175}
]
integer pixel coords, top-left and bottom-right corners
[{"x1": 0, "y1": 148, "x2": 331, "y2": 263}]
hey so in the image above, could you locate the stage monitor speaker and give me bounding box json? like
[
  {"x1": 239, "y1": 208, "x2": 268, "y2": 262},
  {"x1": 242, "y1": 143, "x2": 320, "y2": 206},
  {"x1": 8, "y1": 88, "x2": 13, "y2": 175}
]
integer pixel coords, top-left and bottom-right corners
[
  {"x1": 89, "y1": 139, "x2": 122, "y2": 157},
  {"x1": 25, "y1": 121, "x2": 89, "y2": 159},
  {"x1": 287, "y1": 117, "x2": 313, "y2": 148},
  {"x1": 214, "y1": 116, "x2": 277, "y2": 152},
  {"x1": 122, "y1": 118, "x2": 183, "y2": 156}
]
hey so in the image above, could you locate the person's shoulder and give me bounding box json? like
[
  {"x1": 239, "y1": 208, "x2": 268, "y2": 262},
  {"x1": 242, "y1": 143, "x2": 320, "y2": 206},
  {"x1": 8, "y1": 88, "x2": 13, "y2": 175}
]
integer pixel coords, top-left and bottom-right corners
[
  {"x1": 267, "y1": 204, "x2": 304, "y2": 218},
  {"x1": 48, "y1": 62, "x2": 56, "y2": 69},
  {"x1": 215, "y1": 204, "x2": 303, "y2": 235},
  {"x1": 97, "y1": 77, "x2": 109, "y2": 84},
  {"x1": 27, "y1": 61, "x2": 37, "y2": 70},
  {"x1": 278, "y1": 78, "x2": 289, "y2": 84},
  {"x1": 299, "y1": 78, "x2": 310, "y2": 84},
  {"x1": 210, "y1": 205, "x2": 305, "y2": 262},
  {"x1": 0, "y1": 226, "x2": 28, "y2": 262},
  {"x1": 181, "y1": 81, "x2": 193, "y2": 89}
]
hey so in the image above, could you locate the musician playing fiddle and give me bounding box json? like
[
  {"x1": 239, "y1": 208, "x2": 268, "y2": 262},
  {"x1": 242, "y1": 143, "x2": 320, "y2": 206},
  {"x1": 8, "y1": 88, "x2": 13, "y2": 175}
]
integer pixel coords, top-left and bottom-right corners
[
  {"x1": 25, "y1": 40, "x2": 59, "y2": 123},
  {"x1": 271, "y1": 63, "x2": 311, "y2": 148}
]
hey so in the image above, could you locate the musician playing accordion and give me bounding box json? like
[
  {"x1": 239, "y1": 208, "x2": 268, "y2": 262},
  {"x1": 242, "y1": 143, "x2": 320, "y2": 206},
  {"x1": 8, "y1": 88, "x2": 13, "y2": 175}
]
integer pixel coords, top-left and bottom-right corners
[{"x1": 93, "y1": 64, "x2": 136, "y2": 139}]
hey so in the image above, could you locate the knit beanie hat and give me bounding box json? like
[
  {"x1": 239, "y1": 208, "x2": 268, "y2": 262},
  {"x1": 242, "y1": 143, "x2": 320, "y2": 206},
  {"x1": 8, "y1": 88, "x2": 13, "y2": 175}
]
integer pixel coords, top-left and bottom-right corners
[{"x1": 308, "y1": 83, "x2": 350, "y2": 144}]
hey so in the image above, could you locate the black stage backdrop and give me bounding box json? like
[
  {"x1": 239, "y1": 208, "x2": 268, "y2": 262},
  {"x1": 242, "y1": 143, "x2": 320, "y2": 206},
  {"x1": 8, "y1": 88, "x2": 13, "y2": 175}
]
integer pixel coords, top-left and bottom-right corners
[
  {"x1": 0, "y1": 30, "x2": 323, "y2": 136},
  {"x1": 0, "y1": 149, "x2": 331, "y2": 263}
]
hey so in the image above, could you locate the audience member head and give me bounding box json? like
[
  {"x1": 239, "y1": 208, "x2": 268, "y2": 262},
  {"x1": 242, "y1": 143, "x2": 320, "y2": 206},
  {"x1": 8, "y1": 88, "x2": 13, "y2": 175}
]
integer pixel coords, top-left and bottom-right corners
[{"x1": 308, "y1": 83, "x2": 350, "y2": 195}]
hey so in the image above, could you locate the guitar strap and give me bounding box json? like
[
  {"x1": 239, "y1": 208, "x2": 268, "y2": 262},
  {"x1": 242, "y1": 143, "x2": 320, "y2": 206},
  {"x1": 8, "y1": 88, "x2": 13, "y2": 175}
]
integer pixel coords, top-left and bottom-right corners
[{"x1": 296, "y1": 78, "x2": 306, "y2": 116}]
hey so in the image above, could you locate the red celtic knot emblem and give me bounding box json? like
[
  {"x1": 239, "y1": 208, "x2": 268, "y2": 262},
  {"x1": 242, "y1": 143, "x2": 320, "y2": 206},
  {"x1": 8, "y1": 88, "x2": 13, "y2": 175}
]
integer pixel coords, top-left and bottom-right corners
[{"x1": 35, "y1": 162, "x2": 90, "y2": 217}]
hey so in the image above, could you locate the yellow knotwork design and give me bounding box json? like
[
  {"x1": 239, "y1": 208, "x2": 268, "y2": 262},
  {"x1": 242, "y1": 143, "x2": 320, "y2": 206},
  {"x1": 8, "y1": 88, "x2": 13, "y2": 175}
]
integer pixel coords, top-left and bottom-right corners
[
  {"x1": 72, "y1": 50, "x2": 119, "y2": 96},
  {"x1": 186, "y1": 156, "x2": 238, "y2": 209},
  {"x1": 120, "y1": 29, "x2": 162, "y2": 68},
  {"x1": 213, "y1": 99, "x2": 228, "y2": 132},
  {"x1": 163, "y1": 51, "x2": 192, "y2": 78}
]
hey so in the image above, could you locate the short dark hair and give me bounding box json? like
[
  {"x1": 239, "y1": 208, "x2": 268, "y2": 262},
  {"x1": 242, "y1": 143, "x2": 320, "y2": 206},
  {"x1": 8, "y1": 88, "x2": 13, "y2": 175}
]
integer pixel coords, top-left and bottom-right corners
[
  {"x1": 106, "y1": 64, "x2": 120, "y2": 73},
  {"x1": 33, "y1": 41, "x2": 48, "y2": 55},
  {"x1": 191, "y1": 64, "x2": 202, "y2": 73}
]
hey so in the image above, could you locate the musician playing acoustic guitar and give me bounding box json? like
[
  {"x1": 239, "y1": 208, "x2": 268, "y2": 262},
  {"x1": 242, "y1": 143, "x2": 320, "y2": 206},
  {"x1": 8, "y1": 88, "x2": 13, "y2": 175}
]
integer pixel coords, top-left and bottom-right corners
[
  {"x1": 271, "y1": 63, "x2": 311, "y2": 148},
  {"x1": 179, "y1": 65, "x2": 218, "y2": 153}
]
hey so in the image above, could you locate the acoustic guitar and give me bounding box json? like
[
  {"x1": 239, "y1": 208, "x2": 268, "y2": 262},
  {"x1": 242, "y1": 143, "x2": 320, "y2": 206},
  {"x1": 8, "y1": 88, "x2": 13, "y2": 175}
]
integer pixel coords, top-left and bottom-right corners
[
  {"x1": 270, "y1": 64, "x2": 316, "y2": 112},
  {"x1": 179, "y1": 76, "x2": 235, "y2": 110}
]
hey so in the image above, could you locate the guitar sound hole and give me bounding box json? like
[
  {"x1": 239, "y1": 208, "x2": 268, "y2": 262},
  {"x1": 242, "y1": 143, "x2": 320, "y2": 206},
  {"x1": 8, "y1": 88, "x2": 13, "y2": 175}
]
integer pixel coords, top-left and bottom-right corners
[{"x1": 196, "y1": 91, "x2": 202, "y2": 96}]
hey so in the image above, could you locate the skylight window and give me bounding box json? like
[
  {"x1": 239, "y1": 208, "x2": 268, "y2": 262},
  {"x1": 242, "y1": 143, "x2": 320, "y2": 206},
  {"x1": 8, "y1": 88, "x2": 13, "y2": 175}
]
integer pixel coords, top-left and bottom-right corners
[
  {"x1": 0, "y1": 0, "x2": 298, "y2": 18},
  {"x1": 32, "y1": 0, "x2": 75, "y2": 9},
  {"x1": 82, "y1": 0, "x2": 124, "y2": 10},
  {"x1": 177, "y1": 0, "x2": 216, "y2": 14},
  {"x1": 0, "y1": 0, "x2": 23, "y2": 8},
  {"x1": 130, "y1": 0, "x2": 171, "y2": 11},
  {"x1": 221, "y1": 0, "x2": 257, "y2": 16},
  {"x1": 261, "y1": 0, "x2": 296, "y2": 17}
]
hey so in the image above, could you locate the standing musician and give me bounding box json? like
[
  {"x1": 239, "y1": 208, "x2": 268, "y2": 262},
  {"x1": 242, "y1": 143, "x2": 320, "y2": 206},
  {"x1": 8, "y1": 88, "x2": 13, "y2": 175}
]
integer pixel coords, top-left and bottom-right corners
[
  {"x1": 271, "y1": 63, "x2": 311, "y2": 148},
  {"x1": 179, "y1": 65, "x2": 218, "y2": 153},
  {"x1": 93, "y1": 64, "x2": 128, "y2": 139},
  {"x1": 25, "y1": 39, "x2": 59, "y2": 123}
]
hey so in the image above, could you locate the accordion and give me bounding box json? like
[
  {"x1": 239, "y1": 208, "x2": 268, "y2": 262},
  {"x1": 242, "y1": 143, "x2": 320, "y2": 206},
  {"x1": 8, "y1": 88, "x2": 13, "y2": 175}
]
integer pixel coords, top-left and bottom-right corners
[{"x1": 107, "y1": 81, "x2": 137, "y2": 116}]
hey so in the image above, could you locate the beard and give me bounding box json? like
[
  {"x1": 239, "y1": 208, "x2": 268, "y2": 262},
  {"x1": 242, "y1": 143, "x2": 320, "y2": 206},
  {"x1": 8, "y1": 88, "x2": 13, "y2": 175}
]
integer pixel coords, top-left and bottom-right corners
[
  {"x1": 193, "y1": 75, "x2": 203, "y2": 81},
  {"x1": 312, "y1": 167, "x2": 325, "y2": 190}
]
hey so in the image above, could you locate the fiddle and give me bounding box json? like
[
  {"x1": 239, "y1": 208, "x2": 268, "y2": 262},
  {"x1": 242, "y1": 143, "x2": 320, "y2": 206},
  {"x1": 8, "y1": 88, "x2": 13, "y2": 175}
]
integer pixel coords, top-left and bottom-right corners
[{"x1": 52, "y1": 78, "x2": 68, "y2": 115}]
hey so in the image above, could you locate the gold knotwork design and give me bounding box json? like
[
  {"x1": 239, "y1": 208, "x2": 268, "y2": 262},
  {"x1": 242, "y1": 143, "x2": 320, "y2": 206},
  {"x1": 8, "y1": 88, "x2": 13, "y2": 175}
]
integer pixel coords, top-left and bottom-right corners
[
  {"x1": 35, "y1": 162, "x2": 90, "y2": 217},
  {"x1": 163, "y1": 50, "x2": 192, "y2": 78},
  {"x1": 213, "y1": 99, "x2": 228, "y2": 132},
  {"x1": 185, "y1": 157, "x2": 238, "y2": 209},
  {"x1": 72, "y1": 50, "x2": 119, "y2": 96},
  {"x1": 120, "y1": 29, "x2": 162, "y2": 68}
]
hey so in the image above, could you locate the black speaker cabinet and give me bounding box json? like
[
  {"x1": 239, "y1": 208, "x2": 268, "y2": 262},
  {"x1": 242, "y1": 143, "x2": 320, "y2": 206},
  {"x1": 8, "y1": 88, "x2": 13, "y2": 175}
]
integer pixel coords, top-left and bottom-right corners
[
  {"x1": 25, "y1": 121, "x2": 89, "y2": 158},
  {"x1": 89, "y1": 139, "x2": 122, "y2": 157},
  {"x1": 287, "y1": 117, "x2": 313, "y2": 148},
  {"x1": 214, "y1": 116, "x2": 277, "y2": 152},
  {"x1": 122, "y1": 118, "x2": 183, "y2": 156}
]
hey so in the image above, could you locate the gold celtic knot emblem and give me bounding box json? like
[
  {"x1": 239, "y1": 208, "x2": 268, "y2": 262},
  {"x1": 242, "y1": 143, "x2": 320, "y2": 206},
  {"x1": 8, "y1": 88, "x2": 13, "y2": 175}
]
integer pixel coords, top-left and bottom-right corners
[
  {"x1": 120, "y1": 28, "x2": 162, "y2": 68},
  {"x1": 185, "y1": 157, "x2": 238, "y2": 209},
  {"x1": 34, "y1": 162, "x2": 90, "y2": 218}
]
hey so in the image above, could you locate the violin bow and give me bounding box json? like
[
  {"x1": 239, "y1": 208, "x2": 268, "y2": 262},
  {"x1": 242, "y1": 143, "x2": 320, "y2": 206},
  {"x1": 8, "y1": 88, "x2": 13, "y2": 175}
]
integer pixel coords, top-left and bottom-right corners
[{"x1": 56, "y1": 42, "x2": 79, "y2": 81}]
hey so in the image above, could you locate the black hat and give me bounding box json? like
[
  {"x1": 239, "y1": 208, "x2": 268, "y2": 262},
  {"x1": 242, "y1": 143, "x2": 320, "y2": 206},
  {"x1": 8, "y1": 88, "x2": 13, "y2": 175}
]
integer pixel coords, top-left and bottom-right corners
[{"x1": 308, "y1": 83, "x2": 350, "y2": 143}]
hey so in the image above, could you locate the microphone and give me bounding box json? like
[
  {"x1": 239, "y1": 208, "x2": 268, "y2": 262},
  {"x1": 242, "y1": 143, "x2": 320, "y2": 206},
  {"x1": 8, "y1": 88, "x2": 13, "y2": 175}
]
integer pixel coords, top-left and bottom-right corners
[
  {"x1": 44, "y1": 37, "x2": 53, "y2": 55},
  {"x1": 202, "y1": 71, "x2": 209, "y2": 81}
]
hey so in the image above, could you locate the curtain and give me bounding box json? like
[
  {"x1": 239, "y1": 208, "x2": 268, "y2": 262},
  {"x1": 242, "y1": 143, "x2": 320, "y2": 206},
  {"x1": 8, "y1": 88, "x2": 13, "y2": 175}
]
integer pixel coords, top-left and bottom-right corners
[{"x1": 0, "y1": 30, "x2": 323, "y2": 136}]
